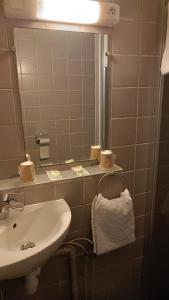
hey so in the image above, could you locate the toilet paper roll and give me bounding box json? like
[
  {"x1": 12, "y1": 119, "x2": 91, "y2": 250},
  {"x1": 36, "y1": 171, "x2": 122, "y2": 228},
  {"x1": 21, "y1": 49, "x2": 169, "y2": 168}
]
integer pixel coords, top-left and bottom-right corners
[{"x1": 39, "y1": 138, "x2": 50, "y2": 145}]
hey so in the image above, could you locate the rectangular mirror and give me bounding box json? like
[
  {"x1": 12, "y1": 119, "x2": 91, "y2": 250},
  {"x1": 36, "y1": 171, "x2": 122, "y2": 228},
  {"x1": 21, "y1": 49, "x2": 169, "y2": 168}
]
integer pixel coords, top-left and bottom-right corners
[{"x1": 14, "y1": 28, "x2": 108, "y2": 166}]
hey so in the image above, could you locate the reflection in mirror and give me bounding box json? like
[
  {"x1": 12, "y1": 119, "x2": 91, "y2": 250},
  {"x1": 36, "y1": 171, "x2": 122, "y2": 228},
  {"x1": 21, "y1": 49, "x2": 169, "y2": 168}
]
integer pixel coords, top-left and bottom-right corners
[{"x1": 14, "y1": 28, "x2": 108, "y2": 166}]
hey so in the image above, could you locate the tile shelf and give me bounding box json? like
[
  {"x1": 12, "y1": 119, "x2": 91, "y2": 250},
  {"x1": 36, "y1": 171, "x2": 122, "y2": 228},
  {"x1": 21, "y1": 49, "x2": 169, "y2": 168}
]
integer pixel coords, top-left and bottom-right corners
[{"x1": 0, "y1": 164, "x2": 122, "y2": 191}]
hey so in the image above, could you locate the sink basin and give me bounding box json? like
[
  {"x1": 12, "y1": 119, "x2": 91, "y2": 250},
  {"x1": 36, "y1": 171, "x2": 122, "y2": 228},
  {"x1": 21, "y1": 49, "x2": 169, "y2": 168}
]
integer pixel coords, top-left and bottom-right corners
[{"x1": 0, "y1": 199, "x2": 71, "y2": 280}]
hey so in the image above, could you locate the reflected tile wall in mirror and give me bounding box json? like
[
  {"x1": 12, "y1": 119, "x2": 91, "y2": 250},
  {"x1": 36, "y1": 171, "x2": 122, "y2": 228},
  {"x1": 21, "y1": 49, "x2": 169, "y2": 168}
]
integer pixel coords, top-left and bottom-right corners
[{"x1": 14, "y1": 28, "x2": 96, "y2": 164}]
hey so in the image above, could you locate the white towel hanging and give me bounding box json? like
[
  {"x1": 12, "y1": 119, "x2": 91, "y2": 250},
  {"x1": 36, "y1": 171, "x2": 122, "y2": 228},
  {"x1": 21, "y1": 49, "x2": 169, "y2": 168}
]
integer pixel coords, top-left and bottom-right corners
[{"x1": 91, "y1": 189, "x2": 135, "y2": 255}]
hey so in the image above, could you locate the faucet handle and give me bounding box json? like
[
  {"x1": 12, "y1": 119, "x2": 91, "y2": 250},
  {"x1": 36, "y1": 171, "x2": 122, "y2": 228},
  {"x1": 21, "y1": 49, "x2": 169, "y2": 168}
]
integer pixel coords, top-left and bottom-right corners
[
  {"x1": 3, "y1": 193, "x2": 10, "y2": 203},
  {"x1": 3, "y1": 192, "x2": 25, "y2": 211}
]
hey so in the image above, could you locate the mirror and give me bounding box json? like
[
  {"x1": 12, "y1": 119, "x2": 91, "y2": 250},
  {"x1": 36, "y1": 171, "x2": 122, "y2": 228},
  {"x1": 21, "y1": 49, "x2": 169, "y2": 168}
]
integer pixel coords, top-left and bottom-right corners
[{"x1": 14, "y1": 28, "x2": 108, "y2": 166}]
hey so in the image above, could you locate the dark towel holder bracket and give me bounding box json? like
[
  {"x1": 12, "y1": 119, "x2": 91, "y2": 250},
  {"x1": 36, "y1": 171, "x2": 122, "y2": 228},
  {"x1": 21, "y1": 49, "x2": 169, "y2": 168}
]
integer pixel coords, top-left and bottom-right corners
[{"x1": 97, "y1": 172, "x2": 129, "y2": 196}]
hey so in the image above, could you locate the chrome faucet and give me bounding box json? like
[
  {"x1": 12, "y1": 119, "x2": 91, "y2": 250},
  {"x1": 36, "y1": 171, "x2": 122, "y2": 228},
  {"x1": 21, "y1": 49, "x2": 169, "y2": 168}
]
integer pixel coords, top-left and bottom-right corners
[{"x1": 0, "y1": 192, "x2": 24, "y2": 220}]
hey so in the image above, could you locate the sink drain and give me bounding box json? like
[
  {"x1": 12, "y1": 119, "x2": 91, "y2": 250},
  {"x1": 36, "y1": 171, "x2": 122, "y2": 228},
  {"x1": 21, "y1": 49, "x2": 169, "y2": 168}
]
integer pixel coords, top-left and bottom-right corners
[{"x1": 20, "y1": 242, "x2": 36, "y2": 250}]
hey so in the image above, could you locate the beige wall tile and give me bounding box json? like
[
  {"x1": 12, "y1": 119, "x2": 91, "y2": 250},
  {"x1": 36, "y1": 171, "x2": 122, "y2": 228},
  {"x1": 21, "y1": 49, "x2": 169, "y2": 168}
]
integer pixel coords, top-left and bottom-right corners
[
  {"x1": 0, "y1": 20, "x2": 8, "y2": 49},
  {"x1": 38, "y1": 75, "x2": 53, "y2": 90},
  {"x1": 110, "y1": 118, "x2": 136, "y2": 146},
  {"x1": 69, "y1": 91, "x2": 82, "y2": 104},
  {"x1": 53, "y1": 59, "x2": 67, "y2": 75},
  {"x1": 68, "y1": 59, "x2": 81, "y2": 75},
  {"x1": 19, "y1": 58, "x2": 37, "y2": 74},
  {"x1": 22, "y1": 74, "x2": 38, "y2": 90},
  {"x1": 0, "y1": 90, "x2": 16, "y2": 125},
  {"x1": 112, "y1": 146, "x2": 135, "y2": 171},
  {"x1": 139, "y1": 57, "x2": 160, "y2": 87},
  {"x1": 138, "y1": 88, "x2": 158, "y2": 116},
  {"x1": 20, "y1": 91, "x2": 39, "y2": 106},
  {"x1": 36, "y1": 40, "x2": 52, "y2": 58},
  {"x1": 69, "y1": 119, "x2": 83, "y2": 133},
  {"x1": 114, "y1": 0, "x2": 141, "y2": 19},
  {"x1": 0, "y1": 158, "x2": 23, "y2": 179},
  {"x1": 136, "y1": 144, "x2": 155, "y2": 170},
  {"x1": 39, "y1": 91, "x2": 68, "y2": 106},
  {"x1": 111, "y1": 56, "x2": 139, "y2": 87},
  {"x1": 70, "y1": 105, "x2": 83, "y2": 119},
  {"x1": 82, "y1": 60, "x2": 95, "y2": 75},
  {"x1": 18, "y1": 38, "x2": 36, "y2": 58},
  {"x1": 55, "y1": 120, "x2": 69, "y2": 134},
  {"x1": 40, "y1": 120, "x2": 56, "y2": 134},
  {"x1": 70, "y1": 133, "x2": 83, "y2": 146},
  {"x1": 0, "y1": 54, "x2": 12, "y2": 89},
  {"x1": 83, "y1": 90, "x2": 95, "y2": 104},
  {"x1": 53, "y1": 75, "x2": 68, "y2": 90},
  {"x1": 111, "y1": 88, "x2": 137, "y2": 118},
  {"x1": 141, "y1": 23, "x2": 161, "y2": 55},
  {"x1": 0, "y1": 126, "x2": 21, "y2": 159},
  {"x1": 134, "y1": 193, "x2": 151, "y2": 216},
  {"x1": 24, "y1": 121, "x2": 41, "y2": 136},
  {"x1": 142, "y1": 0, "x2": 163, "y2": 22},
  {"x1": 55, "y1": 106, "x2": 69, "y2": 120},
  {"x1": 24, "y1": 183, "x2": 55, "y2": 205},
  {"x1": 82, "y1": 75, "x2": 95, "y2": 90},
  {"x1": 112, "y1": 20, "x2": 140, "y2": 54},
  {"x1": 55, "y1": 179, "x2": 84, "y2": 207},
  {"x1": 137, "y1": 117, "x2": 156, "y2": 143},
  {"x1": 82, "y1": 34, "x2": 95, "y2": 59},
  {"x1": 37, "y1": 58, "x2": 52, "y2": 74},
  {"x1": 52, "y1": 44, "x2": 67, "y2": 59},
  {"x1": 135, "y1": 169, "x2": 153, "y2": 194},
  {"x1": 69, "y1": 76, "x2": 82, "y2": 90},
  {"x1": 40, "y1": 106, "x2": 56, "y2": 120},
  {"x1": 24, "y1": 107, "x2": 40, "y2": 122}
]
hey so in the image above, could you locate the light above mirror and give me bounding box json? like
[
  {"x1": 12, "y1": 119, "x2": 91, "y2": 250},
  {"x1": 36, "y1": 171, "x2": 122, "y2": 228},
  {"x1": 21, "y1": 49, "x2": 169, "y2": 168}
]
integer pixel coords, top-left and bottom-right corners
[
  {"x1": 38, "y1": 0, "x2": 100, "y2": 25},
  {"x1": 3, "y1": 0, "x2": 120, "y2": 27}
]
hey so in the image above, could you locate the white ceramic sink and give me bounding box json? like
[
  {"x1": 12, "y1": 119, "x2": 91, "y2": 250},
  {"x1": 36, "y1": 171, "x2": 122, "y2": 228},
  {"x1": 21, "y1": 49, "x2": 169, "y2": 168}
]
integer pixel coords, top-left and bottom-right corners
[{"x1": 0, "y1": 199, "x2": 71, "y2": 281}]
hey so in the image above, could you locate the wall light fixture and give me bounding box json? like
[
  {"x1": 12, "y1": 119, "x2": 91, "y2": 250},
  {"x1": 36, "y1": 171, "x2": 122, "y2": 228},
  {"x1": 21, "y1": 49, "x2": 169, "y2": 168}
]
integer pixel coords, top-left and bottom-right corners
[{"x1": 3, "y1": 0, "x2": 120, "y2": 27}]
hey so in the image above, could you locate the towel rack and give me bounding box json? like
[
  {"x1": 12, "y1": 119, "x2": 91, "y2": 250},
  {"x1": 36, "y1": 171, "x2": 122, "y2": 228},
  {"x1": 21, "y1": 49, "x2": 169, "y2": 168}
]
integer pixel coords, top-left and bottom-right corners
[{"x1": 97, "y1": 172, "x2": 129, "y2": 196}]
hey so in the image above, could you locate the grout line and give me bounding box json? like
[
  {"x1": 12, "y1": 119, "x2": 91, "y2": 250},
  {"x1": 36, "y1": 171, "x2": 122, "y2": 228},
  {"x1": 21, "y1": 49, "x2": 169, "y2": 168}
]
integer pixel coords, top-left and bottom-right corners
[
  {"x1": 111, "y1": 87, "x2": 159, "y2": 89},
  {"x1": 110, "y1": 53, "x2": 160, "y2": 58},
  {"x1": 135, "y1": 214, "x2": 146, "y2": 219},
  {"x1": 110, "y1": 116, "x2": 157, "y2": 121},
  {"x1": 135, "y1": 191, "x2": 151, "y2": 197},
  {"x1": 111, "y1": 142, "x2": 155, "y2": 149},
  {"x1": 111, "y1": 86, "x2": 161, "y2": 89},
  {"x1": 133, "y1": 14, "x2": 143, "y2": 198},
  {"x1": 120, "y1": 17, "x2": 160, "y2": 26}
]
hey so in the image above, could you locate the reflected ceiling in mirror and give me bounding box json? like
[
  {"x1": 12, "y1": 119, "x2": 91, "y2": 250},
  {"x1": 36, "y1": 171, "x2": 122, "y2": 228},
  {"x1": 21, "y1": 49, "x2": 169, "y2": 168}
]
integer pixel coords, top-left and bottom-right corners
[{"x1": 14, "y1": 28, "x2": 108, "y2": 166}]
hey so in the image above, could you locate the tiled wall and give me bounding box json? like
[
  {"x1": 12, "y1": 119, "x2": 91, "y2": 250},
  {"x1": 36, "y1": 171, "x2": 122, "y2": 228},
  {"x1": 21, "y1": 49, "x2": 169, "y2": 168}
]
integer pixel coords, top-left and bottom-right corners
[
  {"x1": 0, "y1": 0, "x2": 164, "y2": 299},
  {"x1": 15, "y1": 28, "x2": 95, "y2": 164}
]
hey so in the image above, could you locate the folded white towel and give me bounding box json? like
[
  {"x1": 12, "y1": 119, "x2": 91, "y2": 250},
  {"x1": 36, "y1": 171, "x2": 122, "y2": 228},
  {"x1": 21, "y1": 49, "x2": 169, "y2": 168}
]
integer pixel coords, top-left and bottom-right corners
[
  {"x1": 91, "y1": 189, "x2": 135, "y2": 255},
  {"x1": 161, "y1": 4, "x2": 169, "y2": 75}
]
